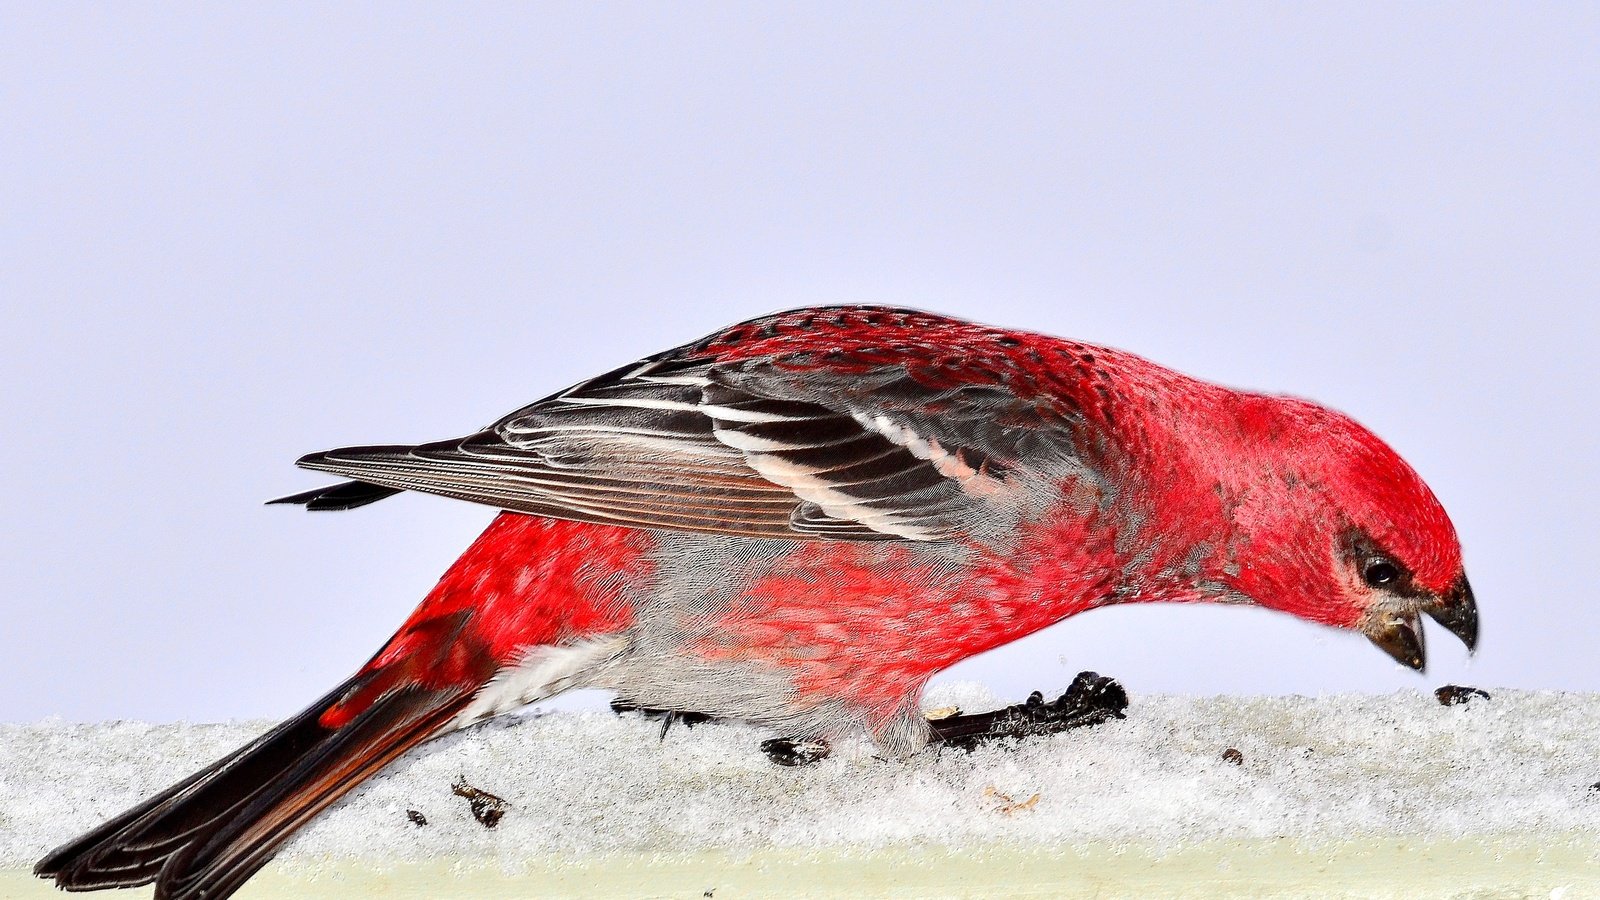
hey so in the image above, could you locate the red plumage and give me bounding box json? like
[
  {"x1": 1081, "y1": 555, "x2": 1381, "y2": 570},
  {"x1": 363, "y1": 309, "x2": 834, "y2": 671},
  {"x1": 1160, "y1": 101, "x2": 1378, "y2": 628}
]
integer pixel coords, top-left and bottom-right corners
[{"x1": 36, "y1": 306, "x2": 1476, "y2": 899}]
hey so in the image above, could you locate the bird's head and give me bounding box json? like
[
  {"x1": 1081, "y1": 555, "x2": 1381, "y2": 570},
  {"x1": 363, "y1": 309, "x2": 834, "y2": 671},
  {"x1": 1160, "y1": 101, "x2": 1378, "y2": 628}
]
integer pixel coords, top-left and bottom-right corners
[{"x1": 1216, "y1": 396, "x2": 1476, "y2": 670}]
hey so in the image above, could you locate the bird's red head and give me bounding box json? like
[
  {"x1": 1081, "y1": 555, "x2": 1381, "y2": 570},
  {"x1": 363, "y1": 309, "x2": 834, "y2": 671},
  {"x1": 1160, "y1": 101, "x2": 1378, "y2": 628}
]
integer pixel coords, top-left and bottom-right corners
[{"x1": 1215, "y1": 395, "x2": 1476, "y2": 670}]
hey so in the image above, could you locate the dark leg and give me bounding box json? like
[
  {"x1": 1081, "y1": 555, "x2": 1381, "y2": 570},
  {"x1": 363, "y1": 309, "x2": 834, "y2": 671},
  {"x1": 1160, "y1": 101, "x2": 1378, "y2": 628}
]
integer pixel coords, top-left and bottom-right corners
[
  {"x1": 612, "y1": 700, "x2": 831, "y2": 765},
  {"x1": 612, "y1": 672, "x2": 1125, "y2": 763},
  {"x1": 610, "y1": 699, "x2": 714, "y2": 740},
  {"x1": 929, "y1": 671, "x2": 1128, "y2": 751},
  {"x1": 760, "y1": 737, "x2": 831, "y2": 766}
]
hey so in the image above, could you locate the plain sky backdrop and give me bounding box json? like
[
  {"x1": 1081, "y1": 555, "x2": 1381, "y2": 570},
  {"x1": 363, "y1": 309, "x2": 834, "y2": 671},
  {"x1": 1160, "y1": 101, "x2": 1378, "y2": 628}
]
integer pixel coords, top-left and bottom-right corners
[{"x1": 3, "y1": 4, "x2": 1597, "y2": 723}]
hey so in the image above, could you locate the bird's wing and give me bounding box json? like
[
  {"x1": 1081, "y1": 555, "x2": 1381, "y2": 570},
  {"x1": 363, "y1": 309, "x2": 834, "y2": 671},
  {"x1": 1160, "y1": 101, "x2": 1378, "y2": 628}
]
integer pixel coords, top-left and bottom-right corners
[{"x1": 290, "y1": 309, "x2": 1092, "y2": 541}]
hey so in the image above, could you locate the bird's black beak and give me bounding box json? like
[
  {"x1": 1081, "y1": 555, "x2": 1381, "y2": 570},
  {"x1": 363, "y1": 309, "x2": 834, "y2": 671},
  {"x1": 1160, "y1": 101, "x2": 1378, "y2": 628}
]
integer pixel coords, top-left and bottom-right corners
[
  {"x1": 1424, "y1": 575, "x2": 1479, "y2": 653},
  {"x1": 1363, "y1": 575, "x2": 1477, "y2": 671},
  {"x1": 1365, "y1": 609, "x2": 1426, "y2": 670}
]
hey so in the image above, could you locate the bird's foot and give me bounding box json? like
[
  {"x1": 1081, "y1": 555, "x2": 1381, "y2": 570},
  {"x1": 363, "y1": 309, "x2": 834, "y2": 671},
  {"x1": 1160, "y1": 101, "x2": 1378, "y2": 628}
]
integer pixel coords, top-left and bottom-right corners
[
  {"x1": 760, "y1": 737, "x2": 831, "y2": 767},
  {"x1": 610, "y1": 699, "x2": 715, "y2": 741},
  {"x1": 929, "y1": 671, "x2": 1128, "y2": 751}
]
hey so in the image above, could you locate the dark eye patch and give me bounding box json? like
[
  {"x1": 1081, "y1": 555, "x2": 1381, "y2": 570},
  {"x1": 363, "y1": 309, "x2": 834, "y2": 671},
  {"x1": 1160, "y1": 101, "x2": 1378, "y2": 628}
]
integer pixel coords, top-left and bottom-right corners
[
  {"x1": 1363, "y1": 559, "x2": 1400, "y2": 588},
  {"x1": 1344, "y1": 527, "x2": 1423, "y2": 596}
]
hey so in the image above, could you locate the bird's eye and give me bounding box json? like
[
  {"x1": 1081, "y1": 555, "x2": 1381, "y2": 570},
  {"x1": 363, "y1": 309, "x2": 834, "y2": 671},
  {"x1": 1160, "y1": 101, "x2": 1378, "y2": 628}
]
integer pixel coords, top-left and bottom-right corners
[{"x1": 1363, "y1": 559, "x2": 1400, "y2": 588}]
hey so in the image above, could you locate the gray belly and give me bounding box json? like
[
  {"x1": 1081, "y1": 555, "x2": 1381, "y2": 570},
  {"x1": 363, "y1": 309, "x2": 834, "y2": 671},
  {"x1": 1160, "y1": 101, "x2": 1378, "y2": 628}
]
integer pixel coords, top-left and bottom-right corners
[{"x1": 586, "y1": 531, "x2": 965, "y2": 750}]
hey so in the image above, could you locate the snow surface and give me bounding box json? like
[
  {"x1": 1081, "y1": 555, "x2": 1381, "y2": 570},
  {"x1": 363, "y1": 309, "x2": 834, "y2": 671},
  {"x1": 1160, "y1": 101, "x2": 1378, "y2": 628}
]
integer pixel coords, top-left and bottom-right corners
[{"x1": 4, "y1": 685, "x2": 1598, "y2": 872}]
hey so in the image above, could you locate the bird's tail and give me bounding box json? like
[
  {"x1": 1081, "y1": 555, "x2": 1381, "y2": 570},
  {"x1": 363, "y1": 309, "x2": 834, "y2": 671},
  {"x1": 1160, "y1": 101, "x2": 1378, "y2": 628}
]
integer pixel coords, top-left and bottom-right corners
[
  {"x1": 266, "y1": 479, "x2": 402, "y2": 511},
  {"x1": 33, "y1": 670, "x2": 476, "y2": 900}
]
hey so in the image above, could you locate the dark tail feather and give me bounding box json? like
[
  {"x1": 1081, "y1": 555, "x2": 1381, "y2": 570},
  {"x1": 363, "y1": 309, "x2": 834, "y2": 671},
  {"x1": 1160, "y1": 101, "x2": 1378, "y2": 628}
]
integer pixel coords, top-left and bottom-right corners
[
  {"x1": 34, "y1": 674, "x2": 471, "y2": 900},
  {"x1": 32, "y1": 680, "x2": 356, "y2": 891},
  {"x1": 267, "y1": 480, "x2": 403, "y2": 511}
]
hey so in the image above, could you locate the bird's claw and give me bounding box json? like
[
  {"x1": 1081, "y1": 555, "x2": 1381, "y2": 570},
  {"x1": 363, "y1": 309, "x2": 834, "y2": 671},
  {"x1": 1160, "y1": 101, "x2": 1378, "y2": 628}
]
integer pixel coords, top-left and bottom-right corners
[{"x1": 930, "y1": 671, "x2": 1128, "y2": 750}]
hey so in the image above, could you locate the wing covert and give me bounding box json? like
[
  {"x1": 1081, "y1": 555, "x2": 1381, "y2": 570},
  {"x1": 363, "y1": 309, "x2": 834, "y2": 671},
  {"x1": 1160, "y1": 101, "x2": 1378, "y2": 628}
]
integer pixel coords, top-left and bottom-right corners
[{"x1": 291, "y1": 309, "x2": 1093, "y2": 541}]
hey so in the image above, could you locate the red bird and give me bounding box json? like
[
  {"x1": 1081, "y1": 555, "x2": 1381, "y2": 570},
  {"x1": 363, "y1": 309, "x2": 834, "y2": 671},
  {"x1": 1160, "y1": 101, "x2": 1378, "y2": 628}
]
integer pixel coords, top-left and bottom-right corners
[{"x1": 38, "y1": 306, "x2": 1476, "y2": 898}]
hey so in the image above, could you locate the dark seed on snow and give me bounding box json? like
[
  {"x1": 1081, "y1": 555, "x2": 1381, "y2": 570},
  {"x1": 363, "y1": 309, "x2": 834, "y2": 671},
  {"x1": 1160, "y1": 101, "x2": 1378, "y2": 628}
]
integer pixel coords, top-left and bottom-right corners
[
  {"x1": 1435, "y1": 685, "x2": 1490, "y2": 706},
  {"x1": 405, "y1": 809, "x2": 427, "y2": 827},
  {"x1": 1222, "y1": 748, "x2": 1244, "y2": 766}
]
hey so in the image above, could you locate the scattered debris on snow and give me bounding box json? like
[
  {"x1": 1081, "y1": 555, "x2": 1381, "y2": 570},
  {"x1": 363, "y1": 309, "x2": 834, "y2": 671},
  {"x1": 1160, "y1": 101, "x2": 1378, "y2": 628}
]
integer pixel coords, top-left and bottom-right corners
[
  {"x1": 983, "y1": 786, "x2": 1041, "y2": 816},
  {"x1": 4, "y1": 685, "x2": 1599, "y2": 874},
  {"x1": 451, "y1": 777, "x2": 509, "y2": 829}
]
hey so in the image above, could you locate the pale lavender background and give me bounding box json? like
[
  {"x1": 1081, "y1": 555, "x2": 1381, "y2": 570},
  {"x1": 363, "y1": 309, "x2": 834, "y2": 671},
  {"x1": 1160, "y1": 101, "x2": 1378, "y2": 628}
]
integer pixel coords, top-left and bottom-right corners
[{"x1": 2, "y1": 4, "x2": 1596, "y2": 723}]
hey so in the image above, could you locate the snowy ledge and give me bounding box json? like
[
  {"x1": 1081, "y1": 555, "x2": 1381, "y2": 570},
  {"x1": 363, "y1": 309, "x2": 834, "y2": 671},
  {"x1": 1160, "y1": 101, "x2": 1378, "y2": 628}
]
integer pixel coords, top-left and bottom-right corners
[{"x1": 5, "y1": 686, "x2": 1600, "y2": 898}]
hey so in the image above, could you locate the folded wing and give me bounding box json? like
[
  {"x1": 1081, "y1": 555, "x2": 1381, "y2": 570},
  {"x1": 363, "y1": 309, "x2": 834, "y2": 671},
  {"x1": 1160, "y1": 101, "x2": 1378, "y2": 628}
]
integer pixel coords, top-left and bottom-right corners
[{"x1": 290, "y1": 338, "x2": 1084, "y2": 542}]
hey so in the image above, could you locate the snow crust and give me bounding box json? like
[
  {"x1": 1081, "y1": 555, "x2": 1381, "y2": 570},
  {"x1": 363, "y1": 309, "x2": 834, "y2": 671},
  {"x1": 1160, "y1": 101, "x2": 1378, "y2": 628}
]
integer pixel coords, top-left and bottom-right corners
[{"x1": 4, "y1": 686, "x2": 1598, "y2": 872}]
